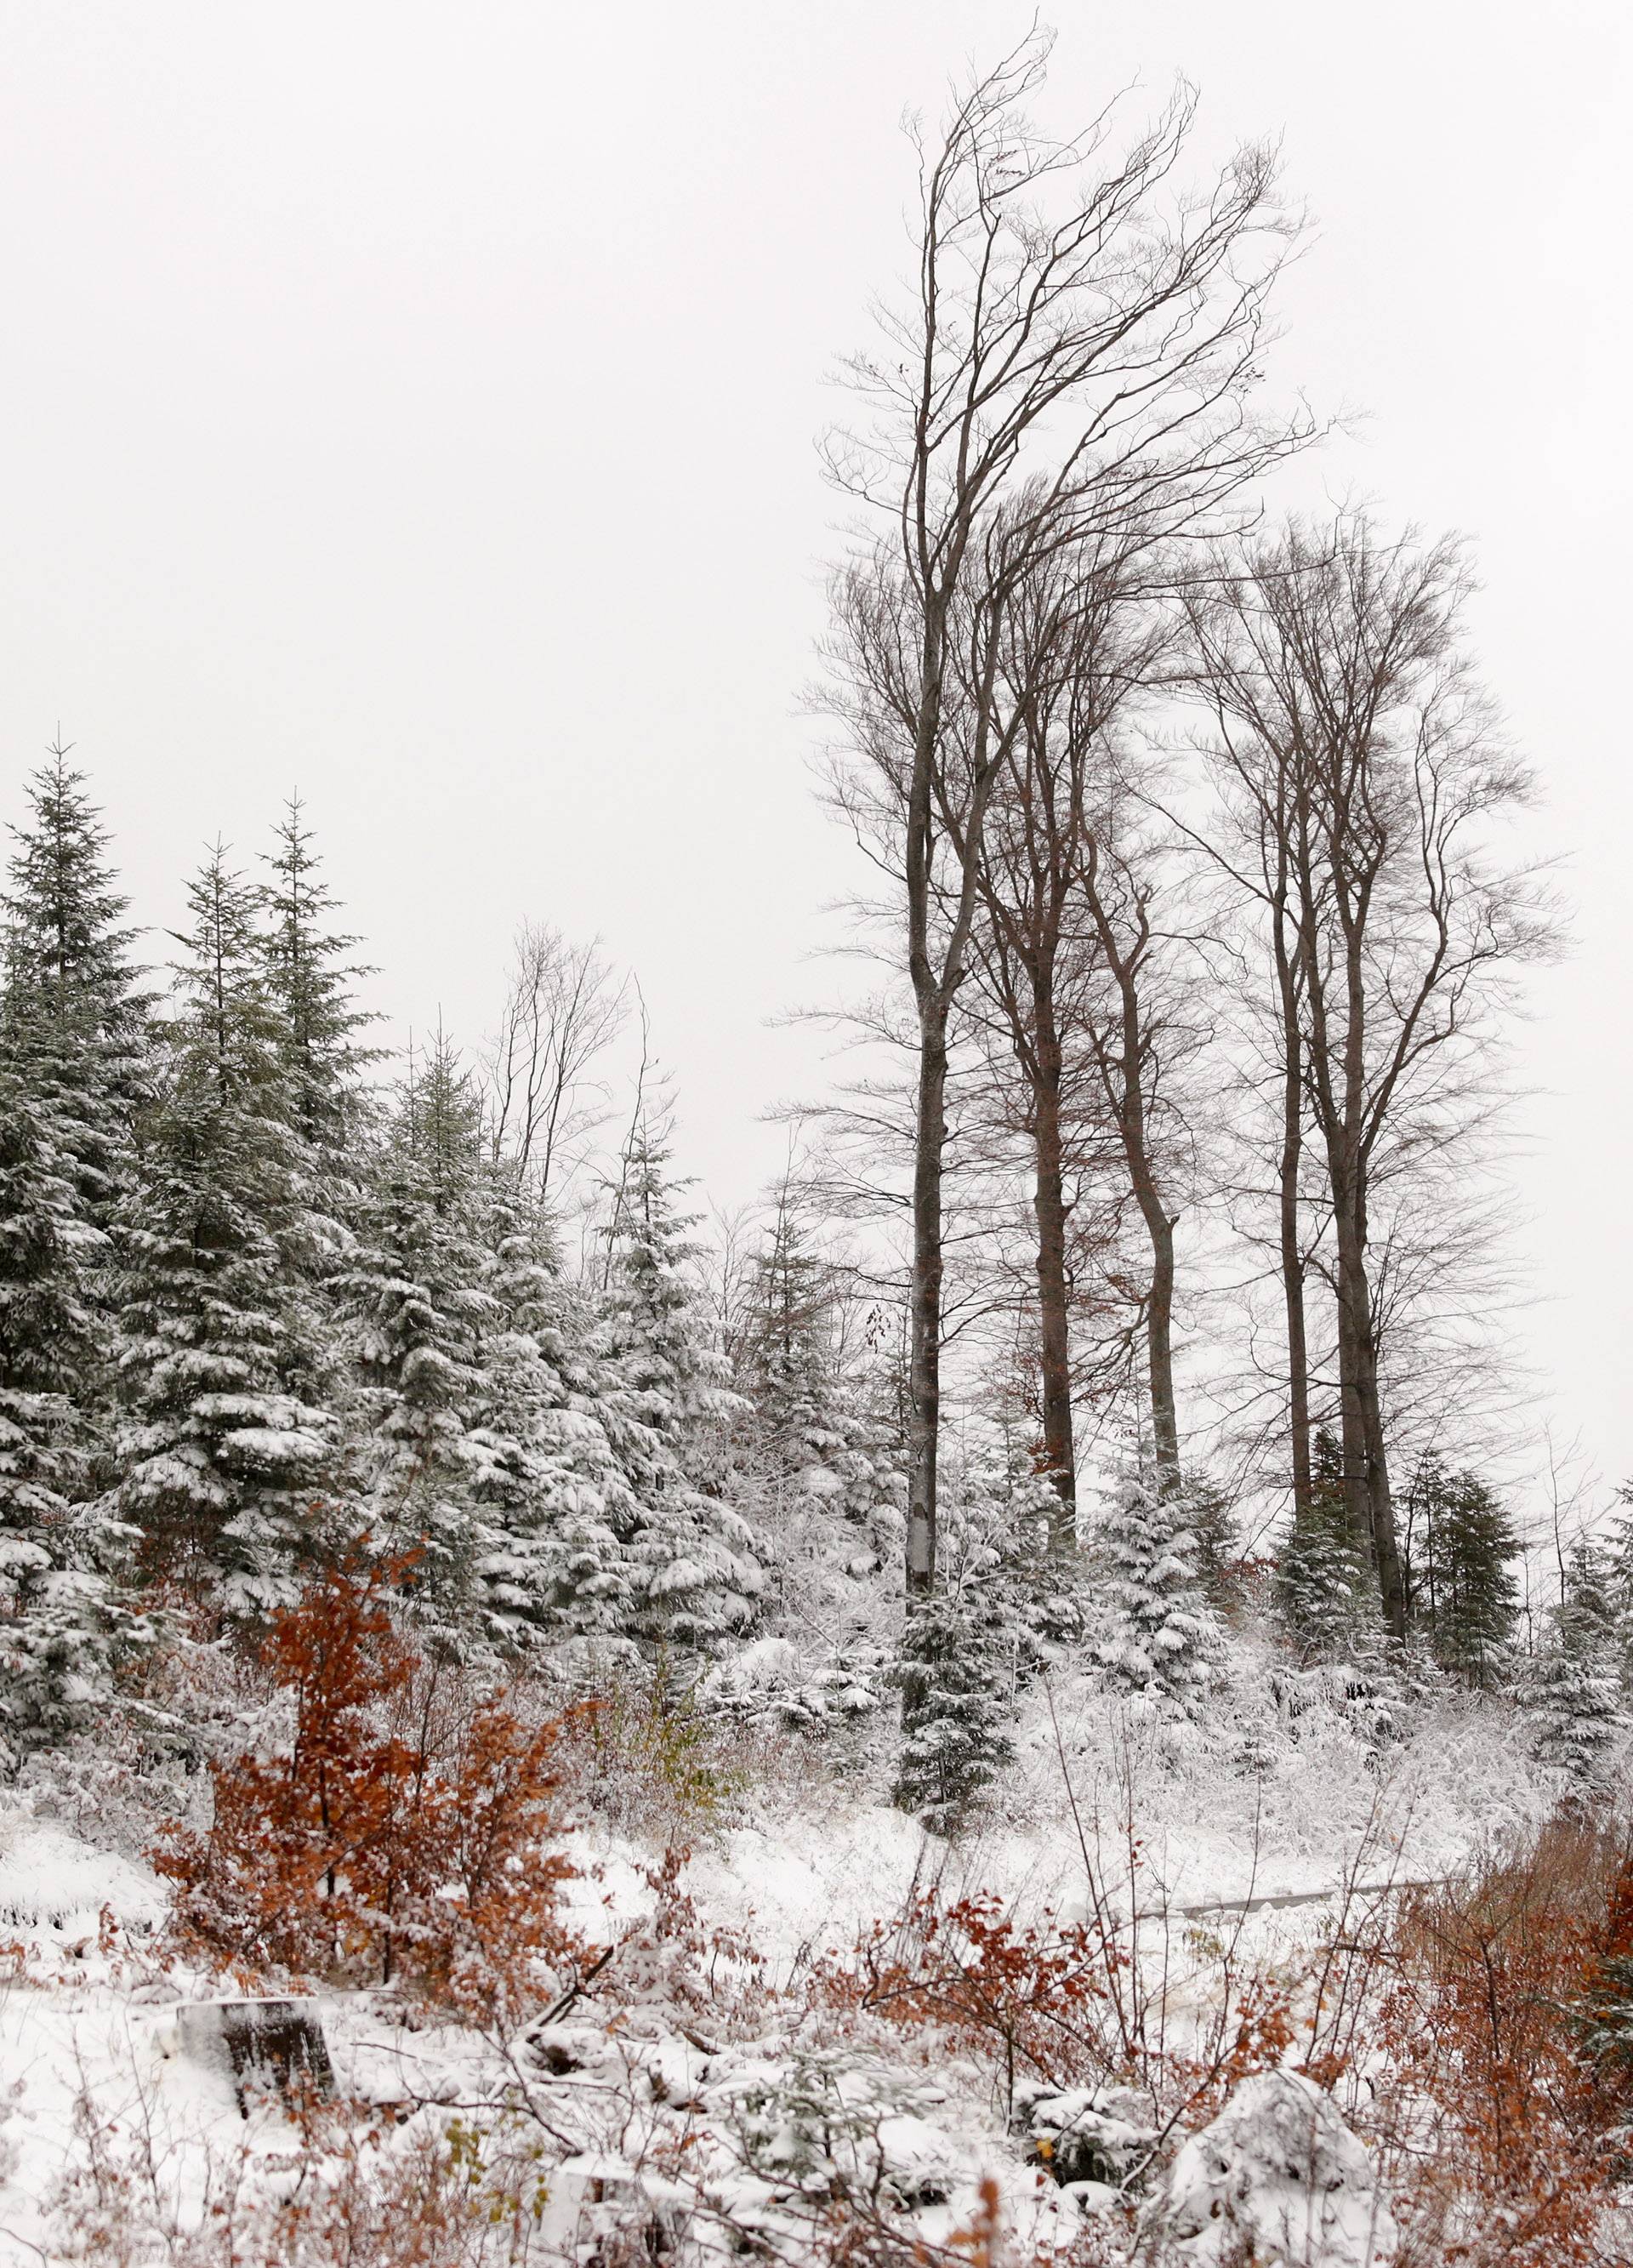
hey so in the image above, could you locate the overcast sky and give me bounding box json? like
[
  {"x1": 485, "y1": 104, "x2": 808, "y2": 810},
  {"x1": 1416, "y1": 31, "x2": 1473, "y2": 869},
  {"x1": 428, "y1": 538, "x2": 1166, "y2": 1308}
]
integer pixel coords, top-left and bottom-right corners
[{"x1": 3, "y1": 2, "x2": 1629, "y2": 1498}]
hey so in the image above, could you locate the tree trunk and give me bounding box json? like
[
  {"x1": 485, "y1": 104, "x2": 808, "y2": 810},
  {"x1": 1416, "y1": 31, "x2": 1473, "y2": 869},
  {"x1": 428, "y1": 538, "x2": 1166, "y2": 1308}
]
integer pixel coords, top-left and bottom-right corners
[
  {"x1": 906, "y1": 1006, "x2": 947, "y2": 1598},
  {"x1": 1275, "y1": 946, "x2": 1313, "y2": 1524},
  {"x1": 1110, "y1": 949, "x2": 1181, "y2": 1495},
  {"x1": 1139, "y1": 1179, "x2": 1181, "y2": 1493},
  {"x1": 1030, "y1": 1001, "x2": 1077, "y2": 1546},
  {"x1": 1354, "y1": 1283, "x2": 1407, "y2": 1637},
  {"x1": 1332, "y1": 1194, "x2": 1406, "y2": 1638}
]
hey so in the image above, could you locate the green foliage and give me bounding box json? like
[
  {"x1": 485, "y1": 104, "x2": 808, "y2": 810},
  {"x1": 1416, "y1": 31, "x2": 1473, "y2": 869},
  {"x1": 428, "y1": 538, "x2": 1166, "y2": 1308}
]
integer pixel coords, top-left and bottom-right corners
[
  {"x1": 1275, "y1": 1431, "x2": 1379, "y2": 1663},
  {"x1": 1402, "y1": 1451, "x2": 1520, "y2": 1684},
  {"x1": 893, "y1": 1555, "x2": 1020, "y2": 1835},
  {"x1": 258, "y1": 793, "x2": 377, "y2": 1152},
  {"x1": 340, "y1": 1030, "x2": 497, "y2": 1634},
  {"x1": 596, "y1": 1121, "x2": 762, "y2": 1649},
  {"x1": 1093, "y1": 1455, "x2": 1220, "y2": 1712},
  {"x1": 1528, "y1": 1540, "x2": 1627, "y2": 1786},
  {"x1": 109, "y1": 842, "x2": 335, "y2": 1613}
]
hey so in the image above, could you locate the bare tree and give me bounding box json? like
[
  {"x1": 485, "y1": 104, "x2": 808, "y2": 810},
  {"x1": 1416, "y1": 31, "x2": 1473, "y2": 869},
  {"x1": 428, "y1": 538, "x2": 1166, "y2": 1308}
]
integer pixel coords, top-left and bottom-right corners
[
  {"x1": 822, "y1": 29, "x2": 1300, "y2": 1598},
  {"x1": 481, "y1": 921, "x2": 629, "y2": 1200},
  {"x1": 1181, "y1": 514, "x2": 1554, "y2": 1636},
  {"x1": 955, "y1": 530, "x2": 1172, "y2": 1533},
  {"x1": 1071, "y1": 774, "x2": 1205, "y2": 1494}
]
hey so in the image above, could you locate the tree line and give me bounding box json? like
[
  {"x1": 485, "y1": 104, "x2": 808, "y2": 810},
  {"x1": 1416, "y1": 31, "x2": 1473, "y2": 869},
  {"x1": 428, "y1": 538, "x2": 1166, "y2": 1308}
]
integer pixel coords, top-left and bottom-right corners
[{"x1": 812, "y1": 30, "x2": 1553, "y2": 1669}]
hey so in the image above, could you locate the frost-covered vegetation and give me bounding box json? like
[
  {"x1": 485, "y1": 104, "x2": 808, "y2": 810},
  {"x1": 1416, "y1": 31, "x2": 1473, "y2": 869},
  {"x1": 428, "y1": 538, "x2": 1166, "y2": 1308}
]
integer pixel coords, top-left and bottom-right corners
[
  {"x1": 2, "y1": 740, "x2": 1631, "y2": 2260},
  {"x1": 5, "y1": 26, "x2": 1633, "y2": 2267}
]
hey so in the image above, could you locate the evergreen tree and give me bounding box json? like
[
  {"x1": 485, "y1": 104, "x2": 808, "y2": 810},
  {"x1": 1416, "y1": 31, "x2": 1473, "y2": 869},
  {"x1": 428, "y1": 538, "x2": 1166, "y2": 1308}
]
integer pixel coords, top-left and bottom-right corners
[
  {"x1": 1528, "y1": 1539, "x2": 1627, "y2": 1786},
  {"x1": 259, "y1": 795, "x2": 376, "y2": 1152},
  {"x1": 1276, "y1": 1430, "x2": 1379, "y2": 1663},
  {"x1": 108, "y1": 845, "x2": 333, "y2": 1615},
  {"x1": 0, "y1": 749, "x2": 151, "y2": 1745},
  {"x1": 340, "y1": 1029, "x2": 497, "y2": 1636},
  {"x1": 737, "y1": 1184, "x2": 901, "y2": 1557},
  {"x1": 2, "y1": 743, "x2": 148, "y2": 1225},
  {"x1": 890, "y1": 1462, "x2": 1039, "y2": 1831},
  {"x1": 892, "y1": 1570, "x2": 1018, "y2": 1835},
  {"x1": 597, "y1": 1120, "x2": 761, "y2": 1649},
  {"x1": 0, "y1": 1066, "x2": 129, "y2": 1760},
  {"x1": 1605, "y1": 1483, "x2": 1633, "y2": 1692},
  {"x1": 1094, "y1": 1454, "x2": 1220, "y2": 1714},
  {"x1": 1402, "y1": 1452, "x2": 1520, "y2": 1685},
  {"x1": 466, "y1": 1167, "x2": 641, "y2": 1650}
]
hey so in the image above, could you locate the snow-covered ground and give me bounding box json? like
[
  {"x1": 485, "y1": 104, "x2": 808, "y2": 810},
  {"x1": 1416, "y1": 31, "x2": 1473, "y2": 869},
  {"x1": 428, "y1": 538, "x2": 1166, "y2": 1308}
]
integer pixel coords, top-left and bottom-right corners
[{"x1": 0, "y1": 1665, "x2": 1576, "y2": 2265}]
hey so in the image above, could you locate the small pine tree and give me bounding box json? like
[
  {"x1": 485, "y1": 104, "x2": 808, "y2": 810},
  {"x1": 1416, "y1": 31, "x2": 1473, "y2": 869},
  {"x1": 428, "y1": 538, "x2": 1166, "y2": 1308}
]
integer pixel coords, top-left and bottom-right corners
[
  {"x1": 0, "y1": 1066, "x2": 127, "y2": 1760},
  {"x1": 893, "y1": 1574, "x2": 1019, "y2": 1836},
  {"x1": 465, "y1": 1167, "x2": 641, "y2": 1650},
  {"x1": 340, "y1": 1030, "x2": 497, "y2": 1638},
  {"x1": 108, "y1": 845, "x2": 333, "y2": 1614},
  {"x1": 1402, "y1": 1451, "x2": 1520, "y2": 1685},
  {"x1": 1276, "y1": 1430, "x2": 1379, "y2": 1663},
  {"x1": 1528, "y1": 1540, "x2": 1627, "y2": 1786},
  {"x1": 1605, "y1": 1484, "x2": 1633, "y2": 1694},
  {"x1": 1093, "y1": 1455, "x2": 1220, "y2": 1714},
  {"x1": 2, "y1": 743, "x2": 149, "y2": 1226},
  {"x1": 736, "y1": 1184, "x2": 902, "y2": 1561},
  {"x1": 1, "y1": 748, "x2": 151, "y2": 1741},
  {"x1": 259, "y1": 795, "x2": 377, "y2": 1152},
  {"x1": 597, "y1": 1120, "x2": 761, "y2": 1650}
]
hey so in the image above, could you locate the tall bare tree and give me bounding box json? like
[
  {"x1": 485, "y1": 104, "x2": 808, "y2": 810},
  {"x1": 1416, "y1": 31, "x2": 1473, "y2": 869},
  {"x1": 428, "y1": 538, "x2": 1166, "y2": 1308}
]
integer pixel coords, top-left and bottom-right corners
[
  {"x1": 822, "y1": 31, "x2": 1300, "y2": 1598},
  {"x1": 1071, "y1": 778, "x2": 1203, "y2": 1495},
  {"x1": 481, "y1": 921, "x2": 629, "y2": 1201},
  {"x1": 957, "y1": 532, "x2": 1170, "y2": 1535},
  {"x1": 1181, "y1": 515, "x2": 1552, "y2": 1636}
]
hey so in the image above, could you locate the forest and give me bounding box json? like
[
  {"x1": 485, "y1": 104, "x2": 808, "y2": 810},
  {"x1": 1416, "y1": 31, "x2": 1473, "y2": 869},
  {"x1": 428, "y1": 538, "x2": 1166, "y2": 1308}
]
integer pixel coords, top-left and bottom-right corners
[{"x1": 2, "y1": 28, "x2": 1631, "y2": 2268}]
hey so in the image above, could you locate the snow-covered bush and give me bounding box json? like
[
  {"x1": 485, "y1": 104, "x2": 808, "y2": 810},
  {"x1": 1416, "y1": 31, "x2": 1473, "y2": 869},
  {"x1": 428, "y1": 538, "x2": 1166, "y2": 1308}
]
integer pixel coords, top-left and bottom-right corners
[
  {"x1": 1091, "y1": 1460, "x2": 1221, "y2": 1717},
  {"x1": 1143, "y1": 2070, "x2": 1397, "y2": 2265}
]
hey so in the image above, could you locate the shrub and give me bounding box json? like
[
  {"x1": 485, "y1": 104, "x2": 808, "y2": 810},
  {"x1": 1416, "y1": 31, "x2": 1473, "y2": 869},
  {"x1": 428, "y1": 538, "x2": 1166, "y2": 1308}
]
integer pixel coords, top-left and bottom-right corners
[
  {"x1": 1364, "y1": 1814, "x2": 1630, "y2": 2265},
  {"x1": 156, "y1": 1556, "x2": 579, "y2": 2023}
]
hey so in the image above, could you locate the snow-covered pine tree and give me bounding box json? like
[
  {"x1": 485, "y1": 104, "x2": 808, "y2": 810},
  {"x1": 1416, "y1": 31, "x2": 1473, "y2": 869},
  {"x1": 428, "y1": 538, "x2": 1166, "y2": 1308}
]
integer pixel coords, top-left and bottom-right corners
[
  {"x1": 108, "y1": 843, "x2": 333, "y2": 1616},
  {"x1": 0, "y1": 749, "x2": 150, "y2": 1743},
  {"x1": 1, "y1": 743, "x2": 149, "y2": 1229},
  {"x1": 340, "y1": 1029, "x2": 497, "y2": 1638},
  {"x1": 737, "y1": 1182, "x2": 901, "y2": 1560},
  {"x1": 892, "y1": 1580, "x2": 1018, "y2": 1834},
  {"x1": 465, "y1": 1165, "x2": 642, "y2": 1651},
  {"x1": 1528, "y1": 1538, "x2": 1628, "y2": 1786},
  {"x1": 0, "y1": 1063, "x2": 132, "y2": 1761},
  {"x1": 597, "y1": 1118, "x2": 761, "y2": 1650},
  {"x1": 1275, "y1": 1430, "x2": 1379, "y2": 1663},
  {"x1": 1605, "y1": 1484, "x2": 1633, "y2": 1695},
  {"x1": 893, "y1": 1535, "x2": 1022, "y2": 1834},
  {"x1": 259, "y1": 795, "x2": 377, "y2": 1154},
  {"x1": 1093, "y1": 1452, "x2": 1220, "y2": 1715},
  {"x1": 1402, "y1": 1452, "x2": 1521, "y2": 1685}
]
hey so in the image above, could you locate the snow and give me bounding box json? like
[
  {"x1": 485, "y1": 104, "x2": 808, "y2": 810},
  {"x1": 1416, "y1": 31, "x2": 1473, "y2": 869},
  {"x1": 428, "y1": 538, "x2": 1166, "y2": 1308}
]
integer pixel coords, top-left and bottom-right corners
[
  {"x1": 0, "y1": 1676, "x2": 1602, "y2": 2262},
  {"x1": 1144, "y1": 2071, "x2": 1397, "y2": 2265}
]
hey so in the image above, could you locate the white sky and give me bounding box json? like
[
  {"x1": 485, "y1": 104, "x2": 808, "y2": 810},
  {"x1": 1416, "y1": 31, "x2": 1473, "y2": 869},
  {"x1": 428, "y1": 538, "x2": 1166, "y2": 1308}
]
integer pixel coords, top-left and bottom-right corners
[{"x1": 3, "y1": 3, "x2": 1629, "y2": 1497}]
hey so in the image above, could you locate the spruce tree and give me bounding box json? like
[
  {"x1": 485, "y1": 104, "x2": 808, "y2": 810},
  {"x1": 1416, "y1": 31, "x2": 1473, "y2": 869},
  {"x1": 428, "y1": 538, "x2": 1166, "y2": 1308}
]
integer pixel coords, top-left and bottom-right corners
[
  {"x1": 1276, "y1": 1431, "x2": 1379, "y2": 1663},
  {"x1": 340, "y1": 1029, "x2": 497, "y2": 1638},
  {"x1": 892, "y1": 1572, "x2": 1018, "y2": 1835},
  {"x1": 597, "y1": 1120, "x2": 761, "y2": 1650},
  {"x1": 2, "y1": 744, "x2": 148, "y2": 1225},
  {"x1": 108, "y1": 844, "x2": 333, "y2": 1615},
  {"x1": 1093, "y1": 1454, "x2": 1220, "y2": 1715},
  {"x1": 466, "y1": 1166, "x2": 641, "y2": 1650},
  {"x1": 259, "y1": 795, "x2": 376, "y2": 1153},
  {"x1": 0, "y1": 1066, "x2": 129, "y2": 1759},
  {"x1": 0, "y1": 748, "x2": 151, "y2": 1747},
  {"x1": 1402, "y1": 1452, "x2": 1520, "y2": 1685},
  {"x1": 1528, "y1": 1539, "x2": 1627, "y2": 1786},
  {"x1": 737, "y1": 1185, "x2": 901, "y2": 1554}
]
